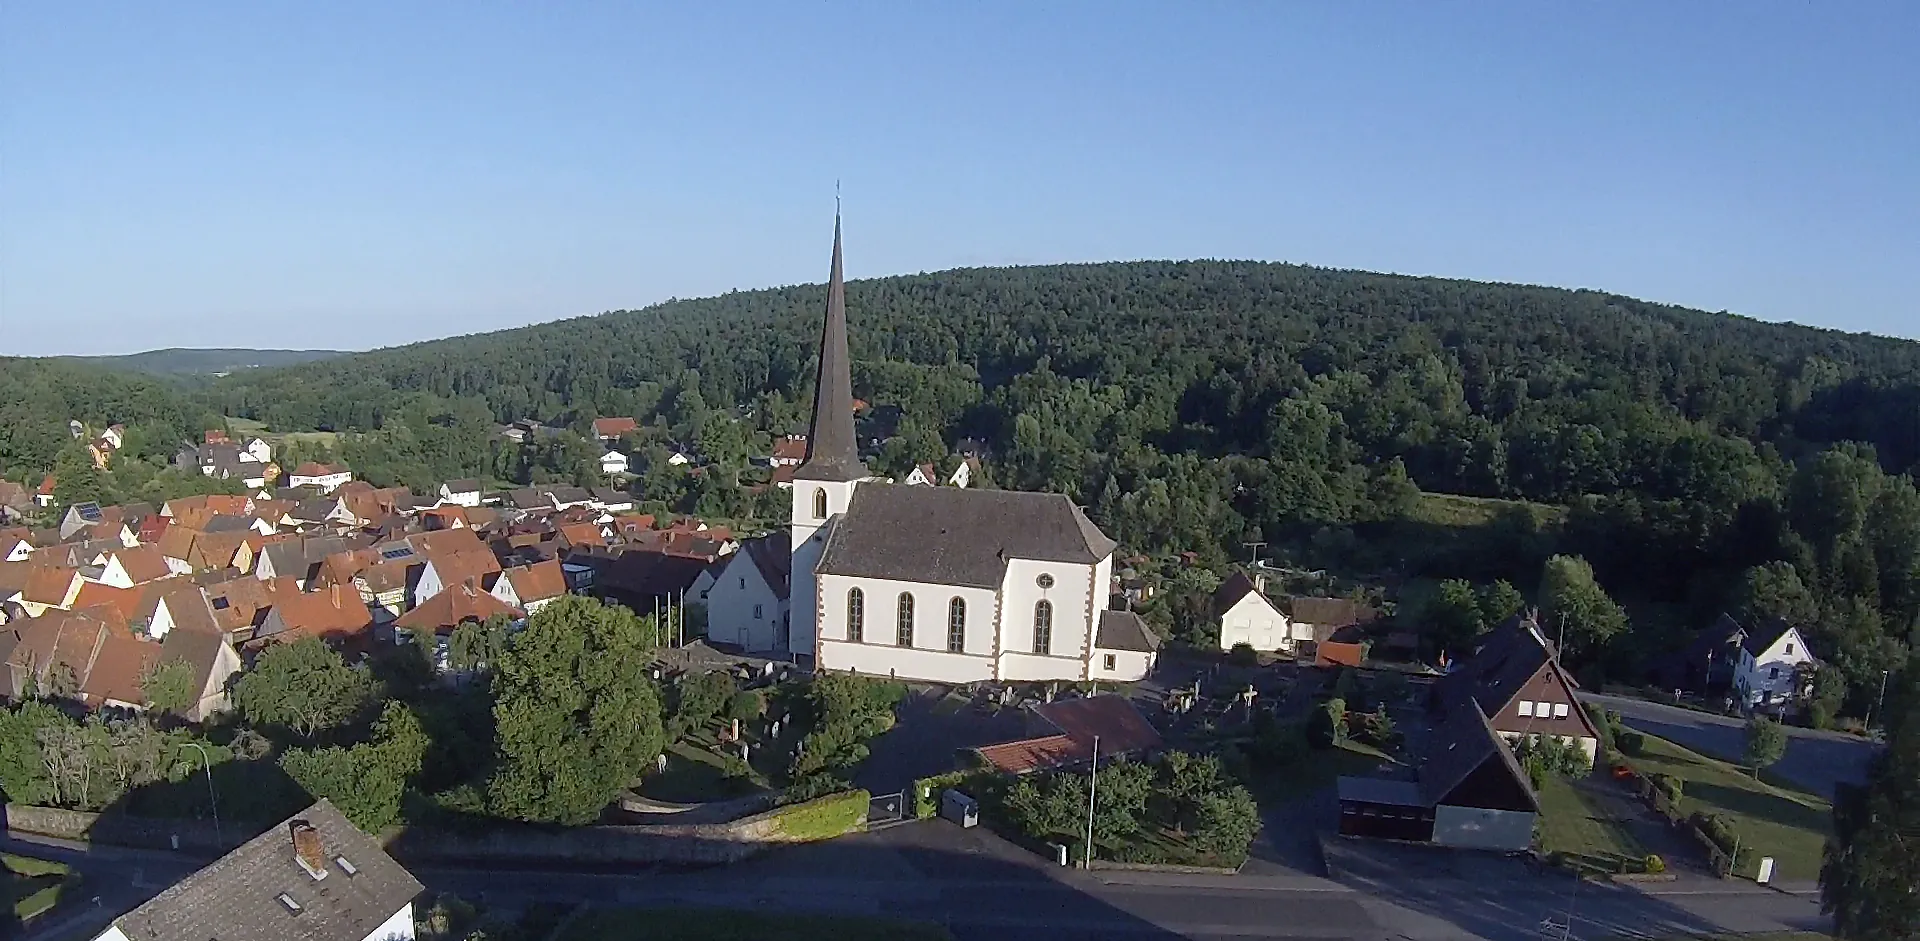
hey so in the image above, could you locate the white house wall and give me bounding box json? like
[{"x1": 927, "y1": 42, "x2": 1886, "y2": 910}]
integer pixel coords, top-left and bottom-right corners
[
  {"x1": 1092, "y1": 648, "x2": 1155, "y2": 682},
  {"x1": 817, "y1": 572, "x2": 1001, "y2": 679},
  {"x1": 1738, "y1": 629, "x2": 1818, "y2": 706},
  {"x1": 1218, "y1": 593, "x2": 1292, "y2": 652},
  {"x1": 707, "y1": 552, "x2": 785, "y2": 652}
]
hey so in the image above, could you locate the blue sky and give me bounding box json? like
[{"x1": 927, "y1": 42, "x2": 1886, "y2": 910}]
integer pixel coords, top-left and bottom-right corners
[{"x1": 2, "y1": 2, "x2": 1914, "y2": 356}]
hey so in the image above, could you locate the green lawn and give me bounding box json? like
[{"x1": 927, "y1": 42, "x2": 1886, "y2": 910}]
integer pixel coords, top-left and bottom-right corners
[
  {"x1": 1536, "y1": 776, "x2": 1648, "y2": 875},
  {"x1": 1410, "y1": 492, "x2": 1568, "y2": 529},
  {"x1": 557, "y1": 908, "x2": 955, "y2": 941},
  {"x1": 637, "y1": 741, "x2": 769, "y2": 802},
  {"x1": 5, "y1": 853, "x2": 76, "y2": 923},
  {"x1": 1628, "y1": 735, "x2": 1832, "y2": 880}
]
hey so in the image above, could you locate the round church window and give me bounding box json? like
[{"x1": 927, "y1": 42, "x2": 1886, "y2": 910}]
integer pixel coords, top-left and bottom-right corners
[{"x1": 1036, "y1": 573, "x2": 1055, "y2": 589}]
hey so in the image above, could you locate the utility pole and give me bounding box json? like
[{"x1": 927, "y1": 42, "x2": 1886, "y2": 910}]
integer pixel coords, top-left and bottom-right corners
[
  {"x1": 1083, "y1": 734, "x2": 1100, "y2": 870},
  {"x1": 1242, "y1": 541, "x2": 1266, "y2": 569}
]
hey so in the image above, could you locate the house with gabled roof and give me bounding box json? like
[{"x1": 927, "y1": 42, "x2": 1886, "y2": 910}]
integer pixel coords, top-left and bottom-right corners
[
  {"x1": 487, "y1": 560, "x2": 568, "y2": 616},
  {"x1": 1338, "y1": 693, "x2": 1539, "y2": 851},
  {"x1": 593, "y1": 416, "x2": 639, "y2": 441},
  {"x1": 1213, "y1": 571, "x2": 1303, "y2": 653},
  {"x1": 1434, "y1": 614, "x2": 1603, "y2": 768},
  {"x1": 436, "y1": 478, "x2": 483, "y2": 508},
  {"x1": 19, "y1": 566, "x2": 83, "y2": 617},
  {"x1": 90, "y1": 798, "x2": 423, "y2": 941},
  {"x1": 288, "y1": 462, "x2": 353, "y2": 493},
  {"x1": 705, "y1": 532, "x2": 792, "y2": 652},
  {"x1": 1677, "y1": 614, "x2": 1820, "y2": 711},
  {"x1": 973, "y1": 694, "x2": 1163, "y2": 775},
  {"x1": 97, "y1": 545, "x2": 175, "y2": 588},
  {"x1": 252, "y1": 584, "x2": 376, "y2": 651}
]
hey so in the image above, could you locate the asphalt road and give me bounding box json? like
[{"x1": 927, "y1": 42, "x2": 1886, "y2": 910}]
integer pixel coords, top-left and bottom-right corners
[
  {"x1": 1581, "y1": 692, "x2": 1879, "y2": 798},
  {"x1": 10, "y1": 818, "x2": 1833, "y2": 941}
]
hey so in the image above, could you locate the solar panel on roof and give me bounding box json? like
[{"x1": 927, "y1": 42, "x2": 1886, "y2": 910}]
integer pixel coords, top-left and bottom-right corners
[
  {"x1": 380, "y1": 547, "x2": 414, "y2": 561},
  {"x1": 75, "y1": 502, "x2": 103, "y2": 522}
]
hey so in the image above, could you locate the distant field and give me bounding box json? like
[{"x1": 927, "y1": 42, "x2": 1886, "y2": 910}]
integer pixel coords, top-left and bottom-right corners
[
  {"x1": 221, "y1": 417, "x2": 340, "y2": 449},
  {"x1": 1410, "y1": 492, "x2": 1568, "y2": 529}
]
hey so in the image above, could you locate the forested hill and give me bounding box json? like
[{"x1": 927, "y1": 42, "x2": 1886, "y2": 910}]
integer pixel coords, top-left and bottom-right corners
[
  {"x1": 218, "y1": 260, "x2": 1920, "y2": 482},
  {"x1": 62, "y1": 347, "x2": 344, "y2": 378}
]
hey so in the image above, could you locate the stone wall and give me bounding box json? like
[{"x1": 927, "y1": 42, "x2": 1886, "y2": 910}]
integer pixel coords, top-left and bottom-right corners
[{"x1": 2, "y1": 791, "x2": 868, "y2": 868}]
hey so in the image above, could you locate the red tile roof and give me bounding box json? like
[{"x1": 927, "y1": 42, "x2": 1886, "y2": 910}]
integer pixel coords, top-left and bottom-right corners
[
  {"x1": 22, "y1": 566, "x2": 78, "y2": 606},
  {"x1": 499, "y1": 560, "x2": 566, "y2": 604},
  {"x1": 975, "y1": 735, "x2": 1085, "y2": 775},
  {"x1": 1032, "y1": 695, "x2": 1163, "y2": 757},
  {"x1": 111, "y1": 545, "x2": 174, "y2": 585},
  {"x1": 1315, "y1": 640, "x2": 1367, "y2": 668},
  {"x1": 395, "y1": 579, "x2": 520, "y2": 633},
  {"x1": 291, "y1": 462, "x2": 348, "y2": 477},
  {"x1": 592, "y1": 417, "x2": 639, "y2": 438},
  {"x1": 770, "y1": 436, "x2": 808, "y2": 461},
  {"x1": 259, "y1": 585, "x2": 374, "y2": 645}
]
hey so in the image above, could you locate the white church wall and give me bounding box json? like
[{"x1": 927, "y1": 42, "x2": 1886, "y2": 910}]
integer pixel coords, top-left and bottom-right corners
[
  {"x1": 997, "y1": 557, "x2": 1101, "y2": 662},
  {"x1": 819, "y1": 640, "x2": 995, "y2": 684},
  {"x1": 816, "y1": 573, "x2": 998, "y2": 655},
  {"x1": 998, "y1": 650, "x2": 1088, "y2": 682}
]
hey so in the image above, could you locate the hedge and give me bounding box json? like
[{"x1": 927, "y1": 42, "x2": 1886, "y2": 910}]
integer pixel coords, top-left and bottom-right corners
[
  {"x1": 772, "y1": 790, "x2": 870, "y2": 842},
  {"x1": 913, "y1": 772, "x2": 973, "y2": 819}
]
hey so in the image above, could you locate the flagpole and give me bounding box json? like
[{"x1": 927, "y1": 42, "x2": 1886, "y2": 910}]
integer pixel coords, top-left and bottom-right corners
[{"x1": 1083, "y1": 734, "x2": 1100, "y2": 869}]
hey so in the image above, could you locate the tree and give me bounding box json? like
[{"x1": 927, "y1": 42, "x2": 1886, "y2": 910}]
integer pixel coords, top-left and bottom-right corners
[
  {"x1": 725, "y1": 689, "x2": 765, "y2": 723},
  {"x1": 1538, "y1": 555, "x2": 1629, "y2": 660},
  {"x1": 669, "y1": 671, "x2": 734, "y2": 738},
  {"x1": 1822, "y1": 661, "x2": 1919, "y2": 941},
  {"x1": 486, "y1": 596, "x2": 665, "y2": 825},
  {"x1": 280, "y1": 701, "x2": 429, "y2": 832},
  {"x1": 1477, "y1": 580, "x2": 1526, "y2": 626},
  {"x1": 1193, "y1": 786, "x2": 1261, "y2": 860},
  {"x1": 1308, "y1": 698, "x2": 1348, "y2": 748},
  {"x1": 1733, "y1": 562, "x2": 1820, "y2": 629},
  {"x1": 140, "y1": 659, "x2": 197, "y2": 716},
  {"x1": 1162, "y1": 751, "x2": 1224, "y2": 834},
  {"x1": 1743, "y1": 715, "x2": 1787, "y2": 779},
  {"x1": 233, "y1": 638, "x2": 374, "y2": 740},
  {"x1": 1424, "y1": 580, "x2": 1485, "y2": 657},
  {"x1": 1811, "y1": 666, "x2": 1848, "y2": 729}
]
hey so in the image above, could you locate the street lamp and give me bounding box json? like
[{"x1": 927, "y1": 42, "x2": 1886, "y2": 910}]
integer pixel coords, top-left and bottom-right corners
[
  {"x1": 1083, "y1": 735, "x2": 1100, "y2": 870},
  {"x1": 182, "y1": 742, "x2": 221, "y2": 845},
  {"x1": 1865, "y1": 669, "x2": 1891, "y2": 735}
]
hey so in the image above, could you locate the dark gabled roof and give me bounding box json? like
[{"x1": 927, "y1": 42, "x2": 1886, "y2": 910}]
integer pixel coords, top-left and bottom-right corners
[
  {"x1": 1212, "y1": 571, "x2": 1285, "y2": 618},
  {"x1": 442, "y1": 478, "x2": 482, "y2": 494},
  {"x1": 546, "y1": 486, "x2": 593, "y2": 505},
  {"x1": 740, "y1": 531, "x2": 793, "y2": 601},
  {"x1": 1419, "y1": 698, "x2": 1539, "y2": 813},
  {"x1": 817, "y1": 484, "x2": 1118, "y2": 589},
  {"x1": 582, "y1": 548, "x2": 711, "y2": 600},
  {"x1": 795, "y1": 214, "x2": 869, "y2": 483},
  {"x1": 1437, "y1": 614, "x2": 1558, "y2": 718},
  {"x1": 1095, "y1": 610, "x2": 1160, "y2": 653},
  {"x1": 1740, "y1": 616, "x2": 1798, "y2": 657},
  {"x1": 110, "y1": 799, "x2": 422, "y2": 941},
  {"x1": 1287, "y1": 596, "x2": 1375, "y2": 628}
]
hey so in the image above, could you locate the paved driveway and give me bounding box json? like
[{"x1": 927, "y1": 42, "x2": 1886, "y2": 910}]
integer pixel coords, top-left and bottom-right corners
[{"x1": 1581, "y1": 693, "x2": 1878, "y2": 798}]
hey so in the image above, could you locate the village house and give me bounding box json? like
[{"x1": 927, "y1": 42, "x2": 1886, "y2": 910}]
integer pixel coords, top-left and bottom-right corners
[
  {"x1": 1213, "y1": 571, "x2": 1308, "y2": 653},
  {"x1": 0, "y1": 479, "x2": 34, "y2": 521},
  {"x1": 704, "y1": 532, "x2": 791, "y2": 652},
  {"x1": 767, "y1": 435, "x2": 809, "y2": 468},
  {"x1": 1434, "y1": 614, "x2": 1603, "y2": 768},
  {"x1": 1667, "y1": 614, "x2": 1821, "y2": 711},
  {"x1": 1338, "y1": 698, "x2": 1539, "y2": 852},
  {"x1": 288, "y1": 462, "x2": 354, "y2": 493},
  {"x1": 253, "y1": 584, "x2": 377, "y2": 650},
  {"x1": 395, "y1": 578, "x2": 521, "y2": 638},
  {"x1": 592, "y1": 416, "x2": 639, "y2": 442},
  {"x1": 436, "y1": 478, "x2": 483, "y2": 508},
  {"x1": 487, "y1": 560, "x2": 569, "y2": 616},
  {"x1": 92, "y1": 799, "x2": 423, "y2": 941},
  {"x1": 600, "y1": 449, "x2": 631, "y2": 476}
]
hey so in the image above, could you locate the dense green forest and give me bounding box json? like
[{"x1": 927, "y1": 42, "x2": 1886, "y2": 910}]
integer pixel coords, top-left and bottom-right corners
[
  {"x1": 60, "y1": 347, "x2": 345, "y2": 378},
  {"x1": 6, "y1": 260, "x2": 1919, "y2": 710}
]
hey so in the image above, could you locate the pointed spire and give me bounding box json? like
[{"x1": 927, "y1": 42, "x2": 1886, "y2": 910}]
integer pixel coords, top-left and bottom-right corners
[{"x1": 795, "y1": 210, "x2": 867, "y2": 482}]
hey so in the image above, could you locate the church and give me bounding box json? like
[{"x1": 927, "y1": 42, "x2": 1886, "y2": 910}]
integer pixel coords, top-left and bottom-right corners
[{"x1": 786, "y1": 216, "x2": 1159, "y2": 684}]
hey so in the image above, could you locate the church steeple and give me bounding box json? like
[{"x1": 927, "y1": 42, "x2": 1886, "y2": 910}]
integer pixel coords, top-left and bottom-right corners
[{"x1": 795, "y1": 212, "x2": 867, "y2": 482}]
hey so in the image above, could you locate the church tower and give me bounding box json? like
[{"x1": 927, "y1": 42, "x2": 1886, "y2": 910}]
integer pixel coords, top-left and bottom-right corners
[{"x1": 789, "y1": 212, "x2": 869, "y2": 660}]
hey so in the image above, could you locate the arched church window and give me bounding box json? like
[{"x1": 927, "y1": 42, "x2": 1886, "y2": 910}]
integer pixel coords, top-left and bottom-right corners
[
  {"x1": 1034, "y1": 600, "x2": 1053, "y2": 655},
  {"x1": 947, "y1": 598, "x2": 966, "y2": 653},
  {"x1": 896, "y1": 592, "x2": 915, "y2": 647},
  {"x1": 847, "y1": 588, "x2": 864, "y2": 642},
  {"x1": 812, "y1": 488, "x2": 827, "y2": 520}
]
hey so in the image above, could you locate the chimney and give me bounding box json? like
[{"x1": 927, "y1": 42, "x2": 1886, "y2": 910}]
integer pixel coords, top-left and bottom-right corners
[
  {"x1": 1253, "y1": 573, "x2": 1267, "y2": 593},
  {"x1": 329, "y1": 583, "x2": 339, "y2": 607},
  {"x1": 290, "y1": 821, "x2": 328, "y2": 879}
]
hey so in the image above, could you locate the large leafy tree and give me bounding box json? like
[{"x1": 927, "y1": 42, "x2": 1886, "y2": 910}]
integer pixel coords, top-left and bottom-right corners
[
  {"x1": 233, "y1": 638, "x2": 375, "y2": 740},
  {"x1": 1538, "y1": 555, "x2": 1629, "y2": 660},
  {"x1": 1823, "y1": 660, "x2": 1919, "y2": 941},
  {"x1": 486, "y1": 596, "x2": 665, "y2": 825},
  {"x1": 280, "y1": 702, "x2": 430, "y2": 832}
]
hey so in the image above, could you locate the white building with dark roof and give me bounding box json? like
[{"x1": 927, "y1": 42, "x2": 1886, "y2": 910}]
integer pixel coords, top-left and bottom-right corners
[
  {"x1": 786, "y1": 216, "x2": 1155, "y2": 684},
  {"x1": 92, "y1": 798, "x2": 422, "y2": 941}
]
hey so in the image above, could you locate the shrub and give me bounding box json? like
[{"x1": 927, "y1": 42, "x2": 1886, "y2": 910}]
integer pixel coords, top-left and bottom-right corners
[
  {"x1": 1652, "y1": 773, "x2": 1684, "y2": 803},
  {"x1": 913, "y1": 771, "x2": 972, "y2": 819},
  {"x1": 1307, "y1": 698, "x2": 1347, "y2": 749},
  {"x1": 1617, "y1": 730, "x2": 1646, "y2": 756},
  {"x1": 1227, "y1": 643, "x2": 1259, "y2": 667},
  {"x1": 726, "y1": 689, "x2": 766, "y2": 722},
  {"x1": 1643, "y1": 854, "x2": 1666, "y2": 874}
]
